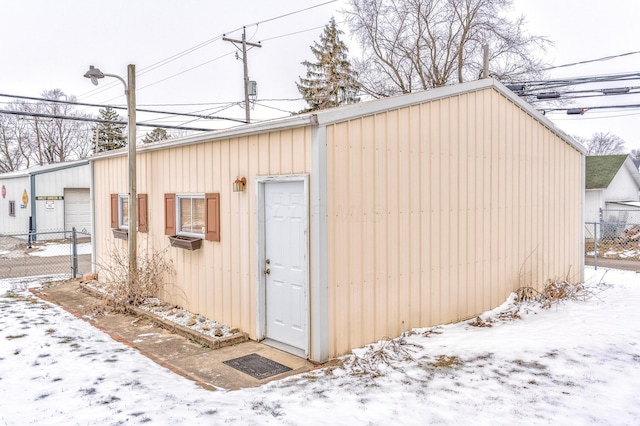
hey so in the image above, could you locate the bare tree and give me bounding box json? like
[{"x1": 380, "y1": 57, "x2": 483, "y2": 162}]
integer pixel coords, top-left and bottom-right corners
[
  {"x1": 0, "y1": 114, "x2": 23, "y2": 173},
  {"x1": 0, "y1": 111, "x2": 34, "y2": 172},
  {"x1": 0, "y1": 90, "x2": 93, "y2": 170},
  {"x1": 36, "y1": 89, "x2": 93, "y2": 163},
  {"x1": 345, "y1": 0, "x2": 550, "y2": 97},
  {"x1": 576, "y1": 132, "x2": 626, "y2": 156}
]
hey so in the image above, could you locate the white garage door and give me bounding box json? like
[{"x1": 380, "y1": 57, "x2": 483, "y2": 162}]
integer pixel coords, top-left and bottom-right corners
[{"x1": 64, "y1": 188, "x2": 91, "y2": 234}]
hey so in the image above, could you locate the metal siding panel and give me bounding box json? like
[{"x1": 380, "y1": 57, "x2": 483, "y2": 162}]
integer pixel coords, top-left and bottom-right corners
[
  {"x1": 325, "y1": 124, "x2": 337, "y2": 356},
  {"x1": 497, "y1": 96, "x2": 508, "y2": 304},
  {"x1": 458, "y1": 96, "x2": 472, "y2": 319},
  {"x1": 348, "y1": 119, "x2": 364, "y2": 350},
  {"x1": 397, "y1": 108, "x2": 412, "y2": 330},
  {"x1": 360, "y1": 115, "x2": 377, "y2": 345},
  {"x1": 448, "y1": 97, "x2": 460, "y2": 321},
  {"x1": 292, "y1": 128, "x2": 307, "y2": 173},
  {"x1": 428, "y1": 101, "x2": 441, "y2": 326},
  {"x1": 408, "y1": 105, "x2": 422, "y2": 328},
  {"x1": 439, "y1": 98, "x2": 452, "y2": 321},
  {"x1": 387, "y1": 110, "x2": 401, "y2": 339},
  {"x1": 334, "y1": 121, "x2": 351, "y2": 353},
  {"x1": 281, "y1": 129, "x2": 293, "y2": 174},
  {"x1": 419, "y1": 102, "x2": 431, "y2": 326},
  {"x1": 373, "y1": 115, "x2": 389, "y2": 339}
]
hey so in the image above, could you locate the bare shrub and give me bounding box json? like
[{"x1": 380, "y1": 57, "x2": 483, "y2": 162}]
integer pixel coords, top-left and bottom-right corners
[
  {"x1": 516, "y1": 278, "x2": 588, "y2": 309},
  {"x1": 346, "y1": 337, "x2": 416, "y2": 375},
  {"x1": 97, "y1": 246, "x2": 174, "y2": 313}
]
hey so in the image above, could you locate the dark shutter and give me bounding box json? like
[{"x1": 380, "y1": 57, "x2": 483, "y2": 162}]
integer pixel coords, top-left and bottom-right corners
[
  {"x1": 137, "y1": 194, "x2": 148, "y2": 233},
  {"x1": 205, "y1": 193, "x2": 220, "y2": 241},
  {"x1": 110, "y1": 194, "x2": 118, "y2": 229},
  {"x1": 164, "y1": 193, "x2": 176, "y2": 235}
]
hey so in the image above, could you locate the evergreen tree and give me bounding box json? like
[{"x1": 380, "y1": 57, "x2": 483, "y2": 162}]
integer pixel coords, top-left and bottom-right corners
[
  {"x1": 142, "y1": 127, "x2": 169, "y2": 144},
  {"x1": 93, "y1": 106, "x2": 126, "y2": 153},
  {"x1": 297, "y1": 17, "x2": 360, "y2": 112}
]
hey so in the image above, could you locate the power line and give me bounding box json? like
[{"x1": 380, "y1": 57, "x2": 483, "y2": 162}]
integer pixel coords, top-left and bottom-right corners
[
  {"x1": 0, "y1": 109, "x2": 211, "y2": 132},
  {"x1": 80, "y1": 1, "x2": 338, "y2": 102},
  {"x1": 541, "y1": 50, "x2": 640, "y2": 72},
  {"x1": 0, "y1": 93, "x2": 247, "y2": 124}
]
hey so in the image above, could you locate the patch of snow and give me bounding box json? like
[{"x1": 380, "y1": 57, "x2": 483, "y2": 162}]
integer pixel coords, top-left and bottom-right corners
[
  {"x1": 28, "y1": 242, "x2": 92, "y2": 257},
  {"x1": 139, "y1": 298, "x2": 234, "y2": 338},
  {"x1": 1, "y1": 267, "x2": 639, "y2": 424}
]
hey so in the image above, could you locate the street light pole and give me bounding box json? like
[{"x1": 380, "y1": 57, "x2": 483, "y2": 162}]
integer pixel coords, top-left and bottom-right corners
[
  {"x1": 84, "y1": 64, "x2": 137, "y2": 281},
  {"x1": 126, "y1": 64, "x2": 137, "y2": 278}
]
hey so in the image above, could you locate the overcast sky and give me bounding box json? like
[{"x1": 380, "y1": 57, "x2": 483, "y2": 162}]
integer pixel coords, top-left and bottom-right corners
[{"x1": 1, "y1": 0, "x2": 638, "y2": 148}]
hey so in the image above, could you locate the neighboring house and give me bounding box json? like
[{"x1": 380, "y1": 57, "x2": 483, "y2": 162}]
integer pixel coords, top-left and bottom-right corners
[
  {"x1": 90, "y1": 79, "x2": 585, "y2": 362},
  {"x1": 0, "y1": 160, "x2": 91, "y2": 239},
  {"x1": 585, "y1": 155, "x2": 640, "y2": 223}
]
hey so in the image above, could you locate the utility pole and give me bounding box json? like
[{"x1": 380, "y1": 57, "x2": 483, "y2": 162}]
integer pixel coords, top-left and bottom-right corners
[{"x1": 223, "y1": 27, "x2": 262, "y2": 123}]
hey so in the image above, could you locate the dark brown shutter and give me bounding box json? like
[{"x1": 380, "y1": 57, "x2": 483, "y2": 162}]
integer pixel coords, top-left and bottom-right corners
[
  {"x1": 205, "y1": 193, "x2": 220, "y2": 241},
  {"x1": 137, "y1": 194, "x2": 148, "y2": 233},
  {"x1": 110, "y1": 194, "x2": 118, "y2": 229},
  {"x1": 164, "y1": 193, "x2": 176, "y2": 235}
]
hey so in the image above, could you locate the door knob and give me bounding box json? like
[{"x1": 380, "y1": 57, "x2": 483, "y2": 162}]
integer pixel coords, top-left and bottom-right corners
[
  {"x1": 265, "y1": 259, "x2": 270, "y2": 264},
  {"x1": 264, "y1": 268, "x2": 271, "y2": 275}
]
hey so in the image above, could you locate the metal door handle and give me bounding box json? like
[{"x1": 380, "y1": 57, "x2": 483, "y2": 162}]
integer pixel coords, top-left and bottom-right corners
[{"x1": 264, "y1": 268, "x2": 270, "y2": 275}]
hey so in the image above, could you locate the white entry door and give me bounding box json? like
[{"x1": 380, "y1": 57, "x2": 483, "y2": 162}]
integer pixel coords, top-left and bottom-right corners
[{"x1": 263, "y1": 180, "x2": 308, "y2": 355}]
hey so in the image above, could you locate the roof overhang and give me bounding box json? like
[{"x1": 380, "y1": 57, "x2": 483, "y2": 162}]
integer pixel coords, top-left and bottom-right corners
[
  {"x1": 0, "y1": 159, "x2": 89, "y2": 179},
  {"x1": 88, "y1": 114, "x2": 319, "y2": 161}
]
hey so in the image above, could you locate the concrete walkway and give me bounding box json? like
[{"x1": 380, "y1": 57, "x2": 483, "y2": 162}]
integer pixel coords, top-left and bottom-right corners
[{"x1": 33, "y1": 280, "x2": 315, "y2": 391}]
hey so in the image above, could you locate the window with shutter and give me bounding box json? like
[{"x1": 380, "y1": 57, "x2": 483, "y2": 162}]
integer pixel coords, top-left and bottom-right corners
[
  {"x1": 110, "y1": 194, "x2": 118, "y2": 229},
  {"x1": 137, "y1": 194, "x2": 148, "y2": 233},
  {"x1": 205, "y1": 193, "x2": 220, "y2": 241},
  {"x1": 164, "y1": 193, "x2": 176, "y2": 235}
]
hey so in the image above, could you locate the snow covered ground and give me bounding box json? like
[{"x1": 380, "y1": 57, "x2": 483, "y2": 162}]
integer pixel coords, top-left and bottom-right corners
[
  {"x1": 0, "y1": 240, "x2": 91, "y2": 259},
  {"x1": 1, "y1": 267, "x2": 639, "y2": 425}
]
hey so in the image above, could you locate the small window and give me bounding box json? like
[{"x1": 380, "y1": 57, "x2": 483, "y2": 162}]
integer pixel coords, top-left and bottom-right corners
[
  {"x1": 177, "y1": 194, "x2": 205, "y2": 237},
  {"x1": 119, "y1": 195, "x2": 129, "y2": 229},
  {"x1": 110, "y1": 193, "x2": 147, "y2": 233},
  {"x1": 9, "y1": 200, "x2": 16, "y2": 217}
]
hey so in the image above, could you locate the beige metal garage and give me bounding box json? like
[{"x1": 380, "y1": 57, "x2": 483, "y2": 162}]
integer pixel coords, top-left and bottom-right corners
[{"x1": 91, "y1": 79, "x2": 585, "y2": 362}]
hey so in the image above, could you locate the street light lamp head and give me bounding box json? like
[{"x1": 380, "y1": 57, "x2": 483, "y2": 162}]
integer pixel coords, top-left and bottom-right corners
[{"x1": 83, "y1": 66, "x2": 104, "y2": 86}]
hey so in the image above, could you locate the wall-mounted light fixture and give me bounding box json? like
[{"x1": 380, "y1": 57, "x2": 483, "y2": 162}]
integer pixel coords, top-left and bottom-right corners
[{"x1": 233, "y1": 177, "x2": 246, "y2": 192}]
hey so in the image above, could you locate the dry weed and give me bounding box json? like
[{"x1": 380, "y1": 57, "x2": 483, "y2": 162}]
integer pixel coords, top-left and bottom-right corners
[
  {"x1": 346, "y1": 337, "x2": 416, "y2": 375},
  {"x1": 468, "y1": 316, "x2": 493, "y2": 327},
  {"x1": 97, "y1": 246, "x2": 174, "y2": 313},
  {"x1": 516, "y1": 278, "x2": 588, "y2": 309}
]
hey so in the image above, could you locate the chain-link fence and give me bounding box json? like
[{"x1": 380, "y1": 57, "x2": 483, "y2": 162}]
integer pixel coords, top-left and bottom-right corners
[
  {"x1": 585, "y1": 221, "x2": 640, "y2": 269},
  {"x1": 0, "y1": 228, "x2": 92, "y2": 281}
]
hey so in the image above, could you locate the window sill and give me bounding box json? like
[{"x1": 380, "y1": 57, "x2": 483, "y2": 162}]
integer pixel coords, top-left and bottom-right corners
[
  {"x1": 168, "y1": 235, "x2": 203, "y2": 251},
  {"x1": 112, "y1": 228, "x2": 129, "y2": 240}
]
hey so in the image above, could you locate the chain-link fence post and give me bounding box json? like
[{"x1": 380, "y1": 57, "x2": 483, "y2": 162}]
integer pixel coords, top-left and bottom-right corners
[
  {"x1": 71, "y1": 227, "x2": 78, "y2": 278},
  {"x1": 593, "y1": 222, "x2": 598, "y2": 270}
]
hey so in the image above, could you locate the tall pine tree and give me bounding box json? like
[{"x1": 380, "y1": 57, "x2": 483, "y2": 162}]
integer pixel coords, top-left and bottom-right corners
[
  {"x1": 297, "y1": 17, "x2": 360, "y2": 112},
  {"x1": 93, "y1": 106, "x2": 126, "y2": 153}
]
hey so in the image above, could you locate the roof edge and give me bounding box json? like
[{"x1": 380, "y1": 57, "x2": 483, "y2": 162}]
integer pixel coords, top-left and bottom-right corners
[
  {"x1": 0, "y1": 159, "x2": 89, "y2": 179},
  {"x1": 89, "y1": 114, "x2": 318, "y2": 161}
]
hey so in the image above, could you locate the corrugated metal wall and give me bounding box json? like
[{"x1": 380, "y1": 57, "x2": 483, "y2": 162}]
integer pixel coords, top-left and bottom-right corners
[
  {"x1": 325, "y1": 88, "x2": 583, "y2": 357},
  {"x1": 93, "y1": 127, "x2": 312, "y2": 337}
]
